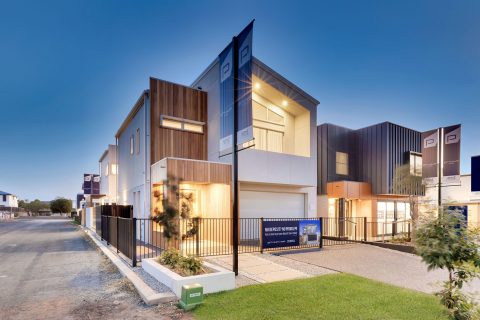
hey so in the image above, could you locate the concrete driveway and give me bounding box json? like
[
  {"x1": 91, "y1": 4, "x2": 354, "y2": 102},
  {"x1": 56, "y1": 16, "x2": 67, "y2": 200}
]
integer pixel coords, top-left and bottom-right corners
[
  {"x1": 0, "y1": 219, "x2": 189, "y2": 320},
  {"x1": 279, "y1": 244, "x2": 455, "y2": 294}
]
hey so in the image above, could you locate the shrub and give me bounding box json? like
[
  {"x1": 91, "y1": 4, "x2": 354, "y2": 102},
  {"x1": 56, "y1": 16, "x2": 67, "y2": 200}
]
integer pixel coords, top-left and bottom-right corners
[
  {"x1": 157, "y1": 249, "x2": 181, "y2": 268},
  {"x1": 178, "y1": 255, "x2": 203, "y2": 276}
]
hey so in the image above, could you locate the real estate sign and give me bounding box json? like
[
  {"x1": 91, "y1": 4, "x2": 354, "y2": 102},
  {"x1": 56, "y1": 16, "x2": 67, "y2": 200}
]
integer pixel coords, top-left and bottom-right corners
[
  {"x1": 262, "y1": 219, "x2": 321, "y2": 249},
  {"x1": 442, "y1": 124, "x2": 461, "y2": 186},
  {"x1": 83, "y1": 173, "x2": 100, "y2": 195},
  {"x1": 218, "y1": 21, "x2": 254, "y2": 155}
]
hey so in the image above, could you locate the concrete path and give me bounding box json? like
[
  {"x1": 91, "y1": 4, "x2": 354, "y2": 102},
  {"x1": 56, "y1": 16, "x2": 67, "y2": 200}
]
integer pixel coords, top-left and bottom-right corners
[
  {"x1": 0, "y1": 219, "x2": 189, "y2": 320},
  {"x1": 208, "y1": 253, "x2": 322, "y2": 284},
  {"x1": 280, "y1": 243, "x2": 480, "y2": 296}
]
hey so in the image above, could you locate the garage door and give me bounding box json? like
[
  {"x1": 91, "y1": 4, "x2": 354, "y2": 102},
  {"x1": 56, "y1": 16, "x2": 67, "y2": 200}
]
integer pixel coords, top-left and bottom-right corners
[{"x1": 240, "y1": 191, "x2": 305, "y2": 219}]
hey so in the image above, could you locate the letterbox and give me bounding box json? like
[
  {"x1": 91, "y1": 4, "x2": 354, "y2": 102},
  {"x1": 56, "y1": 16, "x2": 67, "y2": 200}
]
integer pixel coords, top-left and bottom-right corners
[{"x1": 179, "y1": 283, "x2": 203, "y2": 310}]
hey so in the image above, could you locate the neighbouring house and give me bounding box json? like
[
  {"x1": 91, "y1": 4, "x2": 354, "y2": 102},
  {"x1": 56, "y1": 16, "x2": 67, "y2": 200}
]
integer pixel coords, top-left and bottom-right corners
[
  {"x1": 0, "y1": 191, "x2": 18, "y2": 208},
  {"x1": 317, "y1": 122, "x2": 424, "y2": 236},
  {"x1": 99, "y1": 144, "x2": 118, "y2": 205}
]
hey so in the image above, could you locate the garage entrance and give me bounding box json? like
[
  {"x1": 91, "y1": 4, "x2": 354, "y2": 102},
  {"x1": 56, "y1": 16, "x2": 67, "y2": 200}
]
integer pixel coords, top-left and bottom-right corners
[{"x1": 239, "y1": 190, "x2": 306, "y2": 219}]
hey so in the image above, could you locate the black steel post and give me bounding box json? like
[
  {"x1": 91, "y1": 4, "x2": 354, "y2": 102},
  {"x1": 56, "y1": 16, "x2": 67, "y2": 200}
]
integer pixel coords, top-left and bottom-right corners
[
  {"x1": 116, "y1": 216, "x2": 119, "y2": 253},
  {"x1": 260, "y1": 217, "x2": 264, "y2": 254},
  {"x1": 319, "y1": 217, "x2": 323, "y2": 249},
  {"x1": 231, "y1": 36, "x2": 240, "y2": 276},
  {"x1": 195, "y1": 217, "x2": 200, "y2": 257},
  {"x1": 132, "y1": 217, "x2": 137, "y2": 267},
  {"x1": 363, "y1": 217, "x2": 367, "y2": 242},
  {"x1": 438, "y1": 128, "x2": 443, "y2": 212}
]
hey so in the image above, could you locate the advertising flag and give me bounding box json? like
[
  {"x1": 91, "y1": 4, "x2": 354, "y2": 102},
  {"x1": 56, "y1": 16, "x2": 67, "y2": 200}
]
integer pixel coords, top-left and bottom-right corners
[
  {"x1": 422, "y1": 129, "x2": 439, "y2": 186},
  {"x1": 218, "y1": 21, "x2": 254, "y2": 155},
  {"x1": 442, "y1": 124, "x2": 461, "y2": 186},
  {"x1": 472, "y1": 156, "x2": 480, "y2": 192},
  {"x1": 83, "y1": 174, "x2": 92, "y2": 195}
]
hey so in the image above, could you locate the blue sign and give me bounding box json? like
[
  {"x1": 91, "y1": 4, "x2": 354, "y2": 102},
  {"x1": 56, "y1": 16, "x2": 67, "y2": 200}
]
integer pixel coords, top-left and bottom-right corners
[
  {"x1": 472, "y1": 156, "x2": 480, "y2": 192},
  {"x1": 262, "y1": 219, "x2": 321, "y2": 249}
]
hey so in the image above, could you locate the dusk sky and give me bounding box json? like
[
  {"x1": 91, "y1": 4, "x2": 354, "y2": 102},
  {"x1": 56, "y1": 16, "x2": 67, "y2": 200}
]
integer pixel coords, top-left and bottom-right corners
[{"x1": 1, "y1": 0, "x2": 479, "y2": 201}]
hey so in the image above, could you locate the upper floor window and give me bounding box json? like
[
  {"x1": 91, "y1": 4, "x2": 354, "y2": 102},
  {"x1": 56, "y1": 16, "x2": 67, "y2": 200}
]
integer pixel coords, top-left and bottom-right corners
[
  {"x1": 2, "y1": 195, "x2": 6, "y2": 202},
  {"x1": 336, "y1": 152, "x2": 349, "y2": 175},
  {"x1": 160, "y1": 115, "x2": 204, "y2": 134},
  {"x1": 252, "y1": 100, "x2": 285, "y2": 153},
  {"x1": 130, "y1": 135, "x2": 134, "y2": 155},
  {"x1": 104, "y1": 162, "x2": 109, "y2": 176},
  {"x1": 135, "y1": 128, "x2": 140, "y2": 154},
  {"x1": 409, "y1": 152, "x2": 422, "y2": 177},
  {"x1": 111, "y1": 164, "x2": 118, "y2": 175}
]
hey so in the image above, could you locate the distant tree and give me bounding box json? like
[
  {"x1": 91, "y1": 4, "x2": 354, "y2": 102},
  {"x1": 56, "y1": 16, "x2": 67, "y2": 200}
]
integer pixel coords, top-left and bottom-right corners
[
  {"x1": 27, "y1": 199, "x2": 49, "y2": 213},
  {"x1": 18, "y1": 200, "x2": 28, "y2": 210},
  {"x1": 50, "y1": 198, "x2": 72, "y2": 213}
]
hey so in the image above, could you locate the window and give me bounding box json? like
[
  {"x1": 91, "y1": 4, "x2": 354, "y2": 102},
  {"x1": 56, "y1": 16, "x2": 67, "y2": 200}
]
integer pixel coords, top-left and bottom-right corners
[
  {"x1": 336, "y1": 152, "x2": 349, "y2": 175},
  {"x1": 409, "y1": 152, "x2": 422, "y2": 177},
  {"x1": 130, "y1": 135, "x2": 134, "y2": 155},
  {"x1": 2, "y1": 195, "x2": 6, "y2": 202},
  {"x1": 111, "y1": 164, "x2": 117, "y2": 175},
  {"x1": 252, "y1": 100, "x2": 285, "y2": 153},
  {"x1": 160, "y1": 116, "x2": 204, "y2": 133},
  {"x1": 104, "y1": 162, "x2": 109, "y2": 176},
  {"x1": 135, "y1": 128, "x2": 140, "y2": 154}
]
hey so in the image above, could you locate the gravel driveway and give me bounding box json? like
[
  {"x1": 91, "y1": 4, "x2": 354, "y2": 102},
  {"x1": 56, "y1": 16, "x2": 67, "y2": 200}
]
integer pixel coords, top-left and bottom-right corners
[{"x1": 0, "y1": 218, "x2": 190, "y2": 320}]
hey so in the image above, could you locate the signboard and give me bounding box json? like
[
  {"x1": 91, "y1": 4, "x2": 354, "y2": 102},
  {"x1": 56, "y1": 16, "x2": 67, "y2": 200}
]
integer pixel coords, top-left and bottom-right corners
[
  {"x1": 442, "y1": 124, "x2": 461, "y2": 186},
  {"x1": 262, "y1": 219, "x2": 321, "y2": 249},
  {"x1": 218, "y1": 21, "x2": 254, "y2": 155},
  {"x1": 472, "y1": 156, "x2": 480, "y2": 192},
  {"x1": 421, "y1": 129, "x2": 439, "y2": 186}
]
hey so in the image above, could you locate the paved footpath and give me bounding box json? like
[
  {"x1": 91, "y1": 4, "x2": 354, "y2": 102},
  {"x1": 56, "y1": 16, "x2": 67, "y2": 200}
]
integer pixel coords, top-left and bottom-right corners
[{"x1": 0, "y1": 218, "x2": 189, "y2": 320}]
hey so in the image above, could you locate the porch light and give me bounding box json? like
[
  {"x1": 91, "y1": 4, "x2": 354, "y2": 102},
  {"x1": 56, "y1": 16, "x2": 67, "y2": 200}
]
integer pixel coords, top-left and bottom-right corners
[
  {"x1": 255, "y1": 82, "x2": 261, "y2": 90},
  {"x1": 282, "y1": 100, "x2": 288, "y2": 106}
]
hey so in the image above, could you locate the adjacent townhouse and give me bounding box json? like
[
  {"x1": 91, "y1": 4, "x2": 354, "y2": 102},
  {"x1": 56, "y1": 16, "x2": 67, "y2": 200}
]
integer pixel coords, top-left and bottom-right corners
[
  {"x1": 98, "y1": 144, "x2": 117, "y2": 205},
  {"x1": 317, "y1": 122, "x2": 424, "y2": 234},
  {"x1": 0, "y1": 191, "x2": 18, "y2": 208}
]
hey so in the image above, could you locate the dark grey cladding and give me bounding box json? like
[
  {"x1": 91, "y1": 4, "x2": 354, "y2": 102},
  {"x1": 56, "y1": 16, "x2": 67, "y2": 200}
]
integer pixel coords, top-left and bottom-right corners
[{"x1": 317, "y1": 122, "x2": 423, "y2": 196}]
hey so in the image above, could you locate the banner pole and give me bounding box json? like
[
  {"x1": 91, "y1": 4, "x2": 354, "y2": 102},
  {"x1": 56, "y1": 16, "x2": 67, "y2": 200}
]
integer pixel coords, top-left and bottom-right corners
[
  {"x1": 438, "y1": 128, "x2": 443, "y2": 213},
  {"x1": 232, "y1": 35, "x2": 239, "y2": 276}
]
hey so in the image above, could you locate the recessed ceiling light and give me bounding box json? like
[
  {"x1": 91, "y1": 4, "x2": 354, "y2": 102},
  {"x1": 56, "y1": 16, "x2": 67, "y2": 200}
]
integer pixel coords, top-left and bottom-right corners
[{"x1": 282, "y1": 100, "x2": 288, "y2": 106}]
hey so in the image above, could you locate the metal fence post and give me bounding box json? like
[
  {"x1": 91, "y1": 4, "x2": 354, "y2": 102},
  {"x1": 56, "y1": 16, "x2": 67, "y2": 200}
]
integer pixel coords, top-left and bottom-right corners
[
  {"x1": 116, "y1": 216, "x2": 119, "y2": 253},
  {"x1": 319, "y1": 217, "x2": 323, "y2": 249},
  {"x1": 195, "y1": 217, "x2": 200, "y2": 257},
  {"x1": 260, "y1": 217, "x2": 264, "y2": 254},
  {"x1": 132, "y1": 217, "x2": 137, "y2": 267},
  {"x1": 363, "y1": 217, "x2": 367, "y2": 242},
  {"x1": 106, "y1": 216, "x2": 110, "y2": 245},
  {"x1": 408, "y1": 222, "x2": 411, "y2": 240}
]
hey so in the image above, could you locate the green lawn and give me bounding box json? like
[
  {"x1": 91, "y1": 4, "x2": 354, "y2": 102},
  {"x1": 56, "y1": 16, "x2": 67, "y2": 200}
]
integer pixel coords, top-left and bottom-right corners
[{"x1": 193, "y1": 273, "x2": 448, "y2": 320}]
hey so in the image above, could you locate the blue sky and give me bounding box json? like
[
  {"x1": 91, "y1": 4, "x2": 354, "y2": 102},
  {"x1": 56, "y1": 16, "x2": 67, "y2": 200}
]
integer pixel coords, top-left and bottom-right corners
[{"x1": 0, "y1": 0, "x2": 479, "y2": 200}]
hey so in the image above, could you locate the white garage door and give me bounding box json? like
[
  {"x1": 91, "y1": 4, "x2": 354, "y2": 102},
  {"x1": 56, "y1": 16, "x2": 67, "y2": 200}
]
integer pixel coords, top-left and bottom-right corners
[{"x1": 240, "y1": 191, "x2": 305, "y2": 219}]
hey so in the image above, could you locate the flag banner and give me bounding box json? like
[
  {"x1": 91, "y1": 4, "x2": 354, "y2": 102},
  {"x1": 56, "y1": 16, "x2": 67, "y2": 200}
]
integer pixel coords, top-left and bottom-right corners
[
  {"x1": 83, "y1": 174, "x2": 93, "y2": 195},
  {"x1": 236, "y1": 21, "x2": 254, "y2": 146},
  {"x1": 219, "y1": 43, "x2": 234, "y2": 154},
  {"x1": 472, "y1": 156, "x2": 480, "y2": 192},
  {"x1": 218, "y1": 21, "x2": 254, "y2": 155},
  {"x1": 92, "y1": 174, "x2": 101, "y2": 194},
  {"x1": 422, "y1": 129, "x2": 439, "y2": 186},
  {"x1": 442, "y1": 124, "x2": 461, "y2": 186}
]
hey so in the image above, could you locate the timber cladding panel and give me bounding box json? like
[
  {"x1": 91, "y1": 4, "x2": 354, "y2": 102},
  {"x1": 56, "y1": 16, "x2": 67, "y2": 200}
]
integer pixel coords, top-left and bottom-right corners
[
  {"x1": 150, "y1": 77, "x2": 208, "y2": 164},
  {"x1": 166, "y1": 158, "x2": 231, "y2": 185}
]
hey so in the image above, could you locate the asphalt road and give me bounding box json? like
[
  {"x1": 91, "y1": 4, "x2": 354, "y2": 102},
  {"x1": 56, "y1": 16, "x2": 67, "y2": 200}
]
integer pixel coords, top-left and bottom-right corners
[{"x1": 0, "y1": 218, "x2": 189, "y2": 320}]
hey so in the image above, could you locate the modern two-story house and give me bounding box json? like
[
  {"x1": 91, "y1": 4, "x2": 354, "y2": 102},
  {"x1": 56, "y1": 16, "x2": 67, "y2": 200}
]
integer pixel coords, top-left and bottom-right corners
[
  {"x1": 192, "y1": 57, "x2": 318, "y2": 219},
  {"x1": 98, "y1": 144, "x2": 117, "y2": 205},
  {"x1": 317, "y1": 122, "x2": 424, "y2": 234}
]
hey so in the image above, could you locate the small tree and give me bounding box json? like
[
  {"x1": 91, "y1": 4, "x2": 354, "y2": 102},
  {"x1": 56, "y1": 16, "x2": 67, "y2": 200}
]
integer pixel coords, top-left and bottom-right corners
[
  {"x1": 415, "y1": 209, "x2": 480, "y2": 319},
  {"x1": 50, "y1": 198, "x2": 72, "y2": 213}
]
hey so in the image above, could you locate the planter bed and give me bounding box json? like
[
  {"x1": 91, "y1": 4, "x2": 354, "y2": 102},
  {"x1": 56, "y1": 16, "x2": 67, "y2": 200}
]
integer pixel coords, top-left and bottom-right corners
[{"x1": 142, "y1": 258, "x2": 235, "y2": 297}]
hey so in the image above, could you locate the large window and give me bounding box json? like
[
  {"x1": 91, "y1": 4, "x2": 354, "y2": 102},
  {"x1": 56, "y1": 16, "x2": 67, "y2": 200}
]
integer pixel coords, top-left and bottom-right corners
[
  {"x1": 336, "y1": 152, "x2": 349, "y2": 175},
  {"x1": 130, "y1": 135, "x2": 134, "y2": 155},
  {"x1": 160, "y1": 115, "x2": 204, "y2": 134},
  {"x1": 135, "y1": 128, "x2": 140, "y2": 154},
  {"x1": 409, "y1": 152, "x2": 422, "y2": 177},
  {"x1": 252, "y1": 100, "x2": 285, "y2": 153}
]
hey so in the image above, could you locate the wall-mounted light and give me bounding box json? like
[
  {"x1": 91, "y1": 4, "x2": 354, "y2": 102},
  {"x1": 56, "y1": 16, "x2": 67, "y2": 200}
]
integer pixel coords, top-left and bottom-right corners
[
  {"x1": 282, "y1": 100, "x2": 288, "y2": 106},
  {"x1": 255, "y1": 82, "x2": 261, "y2": 90}
]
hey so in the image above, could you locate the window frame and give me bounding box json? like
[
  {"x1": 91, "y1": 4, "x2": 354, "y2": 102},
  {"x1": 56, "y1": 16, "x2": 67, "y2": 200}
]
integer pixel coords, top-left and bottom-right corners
[
  {"x1": 409, "y1": 151, "x2": 422, "y2": 177},
  {"x1": 335, "y1": 151, "x2": 349, "y2": 176},
  {"x1": 130, "y1": 135, "x2": 134, "y2": 155}
]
